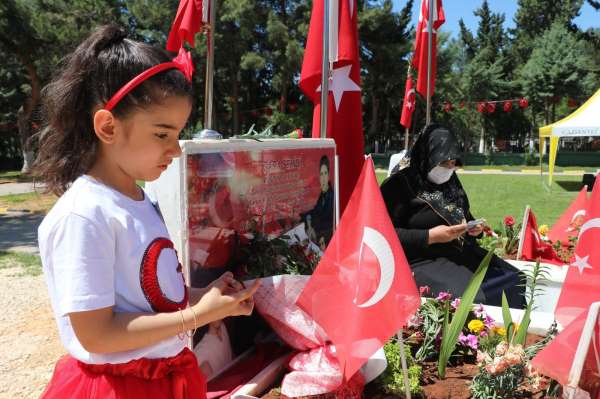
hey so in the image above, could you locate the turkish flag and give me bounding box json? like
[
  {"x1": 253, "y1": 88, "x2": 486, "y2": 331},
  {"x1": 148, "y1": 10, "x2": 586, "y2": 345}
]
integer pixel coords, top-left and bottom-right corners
[
  {"x1": 519, "y1": 207, "x2": 564, "y2": 266},
  {"x1": 299, "y1": 0, "x2": 365, "y2": 214},
  {"x1": 532, "y1": 309, "x2": 600, "y2": 398},
  {"x1": 296, "y1": 158, "x2": 420, "y2": 382},
  {"x1": 400, "y1": 75, "x2": 416, "y2": 129},
  {"x1": 548, "y1": 185, "x2": 589, "y2": 245},
  {"x1": 166, "y1": 0, "x2": 208, "y2": 51},
  {"x1": 412, "y1": 0, "x2": 445, "y2": 97},
  {"x1": 555, "y1": 175, "x2": 600, "y2": 327}
]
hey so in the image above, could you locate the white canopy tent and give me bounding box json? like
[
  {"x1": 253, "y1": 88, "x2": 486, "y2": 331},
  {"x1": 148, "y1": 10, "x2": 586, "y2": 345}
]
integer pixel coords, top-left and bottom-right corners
[{"x1": 539, "y1": 88, "x2": 600, "y2": 185}]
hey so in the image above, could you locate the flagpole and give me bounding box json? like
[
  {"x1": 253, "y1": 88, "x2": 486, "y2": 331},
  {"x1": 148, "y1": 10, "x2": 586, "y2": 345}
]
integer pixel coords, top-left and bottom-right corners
[
  {"x1": 397, "y1": 330, "x2": 412, "y2": 399},
  {"x1": 320, "y1": 0, "x2": 330, "y2": 139},
  {"x1": 404, "y1": 64, "x2": 413, "y2": 151},
  {"x1": 425, "y1": 0, "x2": 433, "y2": 125},
  {"x1": 204, "y1": 0, "x2": 217, "y2": 130}
]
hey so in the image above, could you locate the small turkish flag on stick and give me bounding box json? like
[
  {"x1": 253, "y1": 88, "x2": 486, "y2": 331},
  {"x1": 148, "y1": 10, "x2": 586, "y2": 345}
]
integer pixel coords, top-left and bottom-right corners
[{"x1": 297, "y1": 157, "x2": 420, "y2": 382}]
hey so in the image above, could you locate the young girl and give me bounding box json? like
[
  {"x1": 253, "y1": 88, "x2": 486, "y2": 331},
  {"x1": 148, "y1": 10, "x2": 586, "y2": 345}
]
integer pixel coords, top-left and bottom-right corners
[{"x1": 34, "y1": 24, "x2": 259, "y2": 398}]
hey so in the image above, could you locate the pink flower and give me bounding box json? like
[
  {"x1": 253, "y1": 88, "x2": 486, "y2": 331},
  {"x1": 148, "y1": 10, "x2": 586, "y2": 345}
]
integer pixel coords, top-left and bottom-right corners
[
  {"x1": 495, "y1": 341, "x2": 509, "y2": 356},
  {"x1": 451, "y1": 298, "x2": 461, "y2": 309},
  {"x1": 436, "y1": 291, "x2": 452, "y2": 301},
  {"x1": 504, "y1": 216, "x2": 515, "y2": 227},
  {"x1": 419, "y1": 285, "x2": 431, "y2": 296},
  {"x1": 487, "y1": 358, "x2": 509, "y2": 375},
  {"x1": 504, "y1": 352, "x2": 522, "y2": 366},
  {"x1": 458, "y1": 332, "x2": 479, "y2": 350},
  {"x1": 473, "y1": 304, "x2": 486, "y2": 318},
  {"x1": 483, "y1": 315, "x2": 495, "y2": 329},
  {"x1": 476, "y1": 350, "x2": 492, "y2": 365}
]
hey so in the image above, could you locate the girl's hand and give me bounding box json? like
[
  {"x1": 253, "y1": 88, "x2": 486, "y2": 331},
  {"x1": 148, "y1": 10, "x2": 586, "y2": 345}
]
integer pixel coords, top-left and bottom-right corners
[
  {"x1": 194, "y1": 275, "x2": 260, "y2": 320},
  {"x1": 428, "y1": 224, "x2": 467, "y2": 244}
]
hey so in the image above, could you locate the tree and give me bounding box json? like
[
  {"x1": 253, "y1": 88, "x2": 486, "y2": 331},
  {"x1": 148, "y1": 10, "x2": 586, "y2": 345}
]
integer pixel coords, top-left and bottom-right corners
[
  {"x1": 359, "y1": 0, "x2": 413, "y2": 152},
  {"x1": 520, "y1": 22, "x2": 588, "y2": 126},
  {"x1": 0, "y1": 0, "x2": 42, "y2": 172}
]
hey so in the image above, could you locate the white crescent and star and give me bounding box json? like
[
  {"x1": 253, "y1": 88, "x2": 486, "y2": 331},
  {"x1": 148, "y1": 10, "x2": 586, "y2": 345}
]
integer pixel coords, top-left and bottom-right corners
[
  {"x1": 353, "y1": 227, "x2": 395, "y2": 308},
  {"x1": 405, "y1": 88, "x2": 416, "y2": 110},
  {"x1": 569, "y1": 217, "x2": 600, "y2": 275},
  {"x1": 316, "y1": 64, "x2": 361, "y2": 112}
]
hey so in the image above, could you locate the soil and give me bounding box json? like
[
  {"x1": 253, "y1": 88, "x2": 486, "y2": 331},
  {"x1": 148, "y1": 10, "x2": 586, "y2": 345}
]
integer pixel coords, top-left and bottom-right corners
[
  {"x1": 0, "y1": 266, "x2": 64, "y2": 399},
  {"x1": 261, "y1": 333, "x2": 550, "y2": 399}
]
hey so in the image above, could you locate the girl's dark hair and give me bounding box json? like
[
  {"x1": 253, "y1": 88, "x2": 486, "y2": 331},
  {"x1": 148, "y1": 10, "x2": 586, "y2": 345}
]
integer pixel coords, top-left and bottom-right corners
[{"x1": 33, "y1": 24, "x2": 193, "y2": 195}]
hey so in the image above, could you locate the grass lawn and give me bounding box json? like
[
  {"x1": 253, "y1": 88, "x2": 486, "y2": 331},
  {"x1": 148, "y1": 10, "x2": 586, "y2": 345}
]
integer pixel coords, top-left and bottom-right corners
[
  {"x1": 460, "y1": 165, "x2": 599, "y2": 172},
  {"x1": 0, "y1": 170, "x2": 34, "y2": 183},
  {"x1": 0, "y1": 191, "x2": 57, "y2": 213},
  {"x1": 376, "y1": 172, "x2": 582, "y2": 229},
  {"x1": 0, "y1": 251, "x2": 42, "y2": 276}
]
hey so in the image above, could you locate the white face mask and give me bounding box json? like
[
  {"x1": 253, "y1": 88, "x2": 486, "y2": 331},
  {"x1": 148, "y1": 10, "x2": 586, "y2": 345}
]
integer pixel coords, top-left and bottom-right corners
[{"x1": 427, "y1": 165, "x2": 455, "y2": 184}]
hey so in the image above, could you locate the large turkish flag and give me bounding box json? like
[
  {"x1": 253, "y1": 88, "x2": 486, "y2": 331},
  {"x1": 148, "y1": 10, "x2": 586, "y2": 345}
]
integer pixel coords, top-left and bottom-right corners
[
  {"x1": 555, "y1": 175, "x2": 600, "y2": 327},
  {"x1": 299, "y1": 0, "x2": 365, "y2": 214}
]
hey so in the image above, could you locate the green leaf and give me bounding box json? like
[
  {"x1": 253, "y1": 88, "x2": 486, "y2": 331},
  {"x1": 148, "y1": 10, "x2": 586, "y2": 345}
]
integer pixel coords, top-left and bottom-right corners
[
  {"x1": 501, "y1": 291, "x2": 513, "y2": 342},
  {"x1": 438, "y1": 249, "x2": 493, "y2": 378}
]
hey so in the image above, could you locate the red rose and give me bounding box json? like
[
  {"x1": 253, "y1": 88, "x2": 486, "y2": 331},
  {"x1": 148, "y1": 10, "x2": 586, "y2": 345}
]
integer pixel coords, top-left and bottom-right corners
[{"x1": 504, "y1": 216, "x2": 515, "y2": 226}]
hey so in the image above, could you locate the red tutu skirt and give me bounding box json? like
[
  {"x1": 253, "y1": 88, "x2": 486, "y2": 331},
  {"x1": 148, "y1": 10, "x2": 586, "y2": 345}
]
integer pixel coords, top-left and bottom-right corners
[{"x1": 40, "y1": 348, "x2": 206, "y2": 399}]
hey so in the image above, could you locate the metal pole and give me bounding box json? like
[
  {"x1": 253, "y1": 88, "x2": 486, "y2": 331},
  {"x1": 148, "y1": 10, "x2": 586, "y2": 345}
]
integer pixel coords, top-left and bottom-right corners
[
  {"x1": 204, "y1": 0, "x2": 217, "y2": 130},
  {"x1": 425, "y1": 0, "x2": 433, "y2": 125},
  {"x1": 397, "y1": 330, "x2": 412, "y2": 399},
  {"x1": 320, "y1": 0, "x2": 330, "y2": 139}
]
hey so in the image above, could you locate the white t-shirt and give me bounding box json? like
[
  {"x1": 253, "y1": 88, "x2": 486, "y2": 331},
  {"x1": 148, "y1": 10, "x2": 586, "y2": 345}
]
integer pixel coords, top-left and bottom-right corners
[{"x1": 38, "y1": 175, "x2": 187, "y2": 364}]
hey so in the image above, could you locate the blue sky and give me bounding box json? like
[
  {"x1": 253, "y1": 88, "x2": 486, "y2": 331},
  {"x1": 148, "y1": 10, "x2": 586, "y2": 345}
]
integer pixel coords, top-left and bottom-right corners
[{"x1": 391, "y1": 0, "x2": 599, "y2": 38}]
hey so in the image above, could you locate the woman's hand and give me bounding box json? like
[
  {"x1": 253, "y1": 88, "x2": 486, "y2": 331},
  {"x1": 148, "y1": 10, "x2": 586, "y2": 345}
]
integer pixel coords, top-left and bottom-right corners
[
  {"x1": 428, "y1": 223, "x2": 467, "y2": 244},
  {"x1": 467, "y1": 224, "x2": 484, "y2": 236}
]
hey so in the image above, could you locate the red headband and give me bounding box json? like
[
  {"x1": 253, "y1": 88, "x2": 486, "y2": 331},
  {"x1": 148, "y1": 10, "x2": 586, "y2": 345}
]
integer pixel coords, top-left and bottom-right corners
[{"x1": 103, "y1": 48, "x2": 194, "y2": 111}]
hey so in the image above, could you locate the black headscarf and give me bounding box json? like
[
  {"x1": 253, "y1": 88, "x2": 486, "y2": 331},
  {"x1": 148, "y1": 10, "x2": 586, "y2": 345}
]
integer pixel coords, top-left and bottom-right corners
[{"x1": 404, "y1": 124, "x2": 470, "y2": 225}]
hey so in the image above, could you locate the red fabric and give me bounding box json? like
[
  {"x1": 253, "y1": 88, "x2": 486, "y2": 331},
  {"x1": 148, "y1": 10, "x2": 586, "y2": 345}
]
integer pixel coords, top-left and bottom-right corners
[
  {"x1": 548, "y1": 185, "x2": 589, "y2": 245},
  {"x1": 41, "y1": 348, "x2": 206, "y2": 399},
  {"x1": 104, "y1": 48, "x2": 194, "y2": 111},
  {"x1": 206, "y1": 343, "x2": 289, "y2": 399},
  {"x1": 532, "y1": 310, "x2": 600, "y2": 396},
  {"x1": 167, "y1": 0, "x2": 205, "y2": 51},
  {"x1": 520, "y1": 207, "x2": 564, "y2": 266},
  {"x1": 299, "y1": 0, "x2": 365, "y2": 214},
  {"x1": 555, "y1": 175, "x2": 600, "y2": 327},
  {"x1": 400, "y1": 75, "x2": 416, "y2": 129},
  {"x1": 297, "y1": 158, "x2": 420, "y2": 381},
  {"x1": 412, "y1": 0, "x2": 445, "y2": 97},
  {"x1": 140, "y1": 237, "x2": 189, "y2": 312}
]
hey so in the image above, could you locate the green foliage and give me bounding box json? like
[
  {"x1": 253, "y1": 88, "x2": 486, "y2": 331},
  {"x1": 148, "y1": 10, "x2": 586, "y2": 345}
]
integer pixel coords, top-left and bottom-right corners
[
  {"x1": 501, "y1": 291, "x2": 513, "y2": 342},
  {"x1": 520, "y1": 22, "x2": 589, "y2": 125},
  {"x1": 471, "y1": 363, "x2": 526, "y2": 399},
  {"x1": 377, "y1": 338, "x2": 422, "y2": 397},
  {"x1": 438, "y1": 250, "x2": 493, "y2": 378},
  {"x1": 513, "y1": 260, "x2": 550, "y2": 345},
  {"x1": 412, "y1": 299, "x2": 445, "y2": 362},
  {"x1": 234, "y1": 231, "x2": 319, "y2": 279},
  {"x1": 0, "y1": 251, "x2": 42, "y2": 276}
]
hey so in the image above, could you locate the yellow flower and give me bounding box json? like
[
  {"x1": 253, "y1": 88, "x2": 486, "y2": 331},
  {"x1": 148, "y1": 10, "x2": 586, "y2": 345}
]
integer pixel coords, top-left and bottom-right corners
[
  {"x1": 538, "y1": 224, "x2": 549, "y2": 236},
  {"x1": 492, "y1": 326, "x2": 506, "y2": 336},
  {"x1": 468, "y1": 319, "x2": 485, "y2": 334}
]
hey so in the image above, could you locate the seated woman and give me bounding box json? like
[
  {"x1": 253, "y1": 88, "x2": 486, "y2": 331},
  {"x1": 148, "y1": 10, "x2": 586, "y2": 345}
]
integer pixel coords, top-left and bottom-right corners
[{"x1": 380, "y1": 124, "x2": 524, "y2": 307}]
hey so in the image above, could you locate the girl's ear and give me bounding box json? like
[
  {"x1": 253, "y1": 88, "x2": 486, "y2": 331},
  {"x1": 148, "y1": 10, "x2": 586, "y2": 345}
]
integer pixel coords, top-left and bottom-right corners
[{"x1": 93, "y1": 109, "x2": 117, "y2": 144}]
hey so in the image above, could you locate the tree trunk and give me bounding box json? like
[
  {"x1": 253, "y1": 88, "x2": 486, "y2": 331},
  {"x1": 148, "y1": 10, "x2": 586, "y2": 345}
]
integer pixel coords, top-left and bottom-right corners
[
  {"x1": 15, "y1": 52, "x2": 40, "y2": 174},
  {"x1": 479, "y1": 125, "x2": 485, "y2": 154},
  {"x1": 369, "y1": 97, "x2": 380, "y2": 144},
  {"x1": 232, "y1": 69, "x2": 240, "y2": 134}
]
